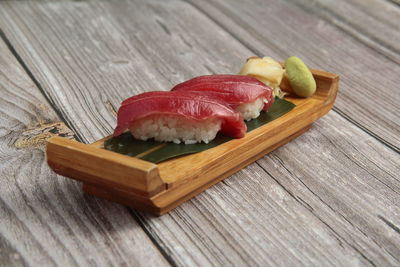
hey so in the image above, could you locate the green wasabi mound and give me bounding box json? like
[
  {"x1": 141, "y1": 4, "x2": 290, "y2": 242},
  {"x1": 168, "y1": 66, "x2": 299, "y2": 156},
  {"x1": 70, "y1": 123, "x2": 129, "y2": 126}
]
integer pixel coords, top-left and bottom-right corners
[{"x1": 285, "y1": 56, "x2": 316, "y2": 97}]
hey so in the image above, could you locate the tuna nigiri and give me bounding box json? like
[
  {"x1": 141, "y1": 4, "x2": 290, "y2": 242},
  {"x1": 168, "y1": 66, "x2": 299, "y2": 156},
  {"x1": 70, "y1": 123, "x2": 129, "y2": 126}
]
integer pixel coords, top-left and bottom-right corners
[
  {"x1": 171, "y1": 75, "x2": 274, "y2": 121},
  {"x1": 114, "y1": 91, "x2": 246, "y2": 144}
]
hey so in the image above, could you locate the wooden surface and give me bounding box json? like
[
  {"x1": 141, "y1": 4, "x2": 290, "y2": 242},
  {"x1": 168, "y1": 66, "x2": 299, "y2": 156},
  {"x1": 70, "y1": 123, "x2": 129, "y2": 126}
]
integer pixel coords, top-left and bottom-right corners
[{"x1": 0, "y1": 0, "x2": 399, "y2": 266}]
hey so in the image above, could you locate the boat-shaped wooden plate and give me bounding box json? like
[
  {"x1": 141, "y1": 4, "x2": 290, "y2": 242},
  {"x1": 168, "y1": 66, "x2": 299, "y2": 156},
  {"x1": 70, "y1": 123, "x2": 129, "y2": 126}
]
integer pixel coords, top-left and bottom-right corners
[{"x1": 47, "y1": 68, "x2": 338, "y2": 215}]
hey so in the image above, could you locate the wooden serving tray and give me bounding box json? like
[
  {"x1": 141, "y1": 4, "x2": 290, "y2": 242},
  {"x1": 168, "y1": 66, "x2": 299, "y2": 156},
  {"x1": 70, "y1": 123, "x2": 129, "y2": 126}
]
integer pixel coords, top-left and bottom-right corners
[{"x1": 46, "y1": 69, "x2": 338, "y2": 215}]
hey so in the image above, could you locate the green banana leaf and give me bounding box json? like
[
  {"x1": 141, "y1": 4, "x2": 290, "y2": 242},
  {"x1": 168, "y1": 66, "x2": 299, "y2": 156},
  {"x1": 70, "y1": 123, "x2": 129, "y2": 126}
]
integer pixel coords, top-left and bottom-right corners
[{"x1": 104, "y1": 98, "x2": 295, "y2": 163}]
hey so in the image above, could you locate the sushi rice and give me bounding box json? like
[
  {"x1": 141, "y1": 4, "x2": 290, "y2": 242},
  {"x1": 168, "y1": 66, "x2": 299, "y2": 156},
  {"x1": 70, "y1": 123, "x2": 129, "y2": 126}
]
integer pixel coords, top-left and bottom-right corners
[
  {"x1": 236, "y1": 97, "x2": 266, "y2": 121},
  {"x1": 129, "y1": 115, "x2": 222, "y2": 144}
]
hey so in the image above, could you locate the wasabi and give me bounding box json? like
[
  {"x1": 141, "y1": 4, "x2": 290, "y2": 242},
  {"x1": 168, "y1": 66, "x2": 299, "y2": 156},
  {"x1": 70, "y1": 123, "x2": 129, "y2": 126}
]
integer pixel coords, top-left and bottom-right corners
[{"x1": 285, "y1": 56, "x2": 316, "y2": 97}]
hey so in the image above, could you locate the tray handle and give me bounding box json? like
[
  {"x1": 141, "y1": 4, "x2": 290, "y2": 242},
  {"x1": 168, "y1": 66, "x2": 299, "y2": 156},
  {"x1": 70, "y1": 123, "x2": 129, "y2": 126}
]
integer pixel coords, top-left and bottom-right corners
[
  {"x1": 311, "y1": 68, "x2": 339, "y2": 104},
  {"x1": 47, "y1": 137, "x2": 166, "y2": 197}
]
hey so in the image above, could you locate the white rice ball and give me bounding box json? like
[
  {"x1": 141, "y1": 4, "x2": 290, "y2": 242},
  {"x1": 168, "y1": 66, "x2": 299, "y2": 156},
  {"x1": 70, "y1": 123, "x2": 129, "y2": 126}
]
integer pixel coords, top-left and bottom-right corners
[
  {"x1": 129, "y1": 115, "x2": 222, "y2": 144},
  {"x1": 236, "y1": 97, "x2": 266, "y2": 121}
]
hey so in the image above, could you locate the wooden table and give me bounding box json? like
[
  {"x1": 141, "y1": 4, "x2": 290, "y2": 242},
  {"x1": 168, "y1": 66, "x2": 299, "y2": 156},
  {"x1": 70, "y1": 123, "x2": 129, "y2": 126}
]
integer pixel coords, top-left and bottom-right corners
[{"x1": 0, "y1": 0, "x2": 399, "y2": 266}]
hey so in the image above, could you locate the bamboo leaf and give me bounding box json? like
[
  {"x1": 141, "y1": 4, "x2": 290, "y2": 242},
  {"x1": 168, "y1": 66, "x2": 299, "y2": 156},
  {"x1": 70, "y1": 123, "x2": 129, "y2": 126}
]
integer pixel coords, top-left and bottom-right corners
[
  {"x1": 246, "y1": 98, "x2": 296, "y2": 131},
  {"x1": 104, "y1": 98, "x2": 295, "y2": 163},
  {"x1": 104, "y1": 133, "x2": 161, "y2": 157},
  {"x1": 140, "y1": 135, "x2": 232, "y2": 163}
]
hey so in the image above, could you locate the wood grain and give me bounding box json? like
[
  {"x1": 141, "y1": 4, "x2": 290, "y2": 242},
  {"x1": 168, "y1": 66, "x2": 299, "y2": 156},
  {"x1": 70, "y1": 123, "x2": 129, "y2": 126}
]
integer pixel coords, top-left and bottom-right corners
[
  {"x1": 286, "y1": 0, "x2": 400, "y2": 62},
  {"x1": 0, "y1": 0, "x2": 399, "y2": 266},
  {"x1": 187, "y1": 0, "x2": 400, "y2": 152},
  {"x1": 0, "y1": 33, "x2": 168, "y2": 266}
]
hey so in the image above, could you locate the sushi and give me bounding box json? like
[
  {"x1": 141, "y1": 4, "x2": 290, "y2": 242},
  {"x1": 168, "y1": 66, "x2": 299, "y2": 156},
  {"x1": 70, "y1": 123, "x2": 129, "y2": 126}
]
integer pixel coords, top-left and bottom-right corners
[
  {"x1": 114, "y1": 91, "x2": 246, "y2": 144},
  {"x1": 113, "y1": 75, "x2": 275, "y2": 144},
  {"x1": 171, "y1": 74, "x2": 274, "y2": 121}
]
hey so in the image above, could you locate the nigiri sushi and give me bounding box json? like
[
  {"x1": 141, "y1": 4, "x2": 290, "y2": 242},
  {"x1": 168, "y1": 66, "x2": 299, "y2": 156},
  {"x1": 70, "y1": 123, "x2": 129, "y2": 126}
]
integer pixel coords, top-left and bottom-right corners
[
  {"x1": 114, "y1": 91, "x2": 246, "y2": 144},
  {"x1": 171, "y1": 75, "x2": 274, "y2": 121}
]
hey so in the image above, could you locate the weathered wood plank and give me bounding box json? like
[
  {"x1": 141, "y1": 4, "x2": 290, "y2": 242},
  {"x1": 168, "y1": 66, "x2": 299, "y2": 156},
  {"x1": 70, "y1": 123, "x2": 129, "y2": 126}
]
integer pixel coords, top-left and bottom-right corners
[
  {"x1": 187, "y1": 0, "x2": 400, "y2": 152},
  {"x1": 0, "y1": 0, "x2": 399, "y2": 266},
  {"x1": 0, "y1": 33, "x2": 168, "y2": 266},
  {"x1": 286, "y1": 0, "x2": 400, "y2": 61}
]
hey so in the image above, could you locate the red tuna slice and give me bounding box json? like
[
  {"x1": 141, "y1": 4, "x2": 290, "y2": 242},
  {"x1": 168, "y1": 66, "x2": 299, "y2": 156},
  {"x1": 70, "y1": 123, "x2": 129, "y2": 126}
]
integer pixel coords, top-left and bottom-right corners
[
  {"x1": 114, "y1": 91, "x2": 247, "y2": 138},
  {"x1": 171, "y1": 75, "x2": 274, "y2": 111}
]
